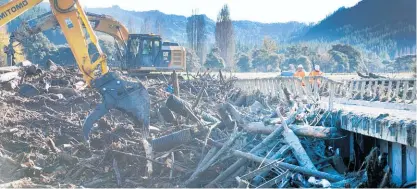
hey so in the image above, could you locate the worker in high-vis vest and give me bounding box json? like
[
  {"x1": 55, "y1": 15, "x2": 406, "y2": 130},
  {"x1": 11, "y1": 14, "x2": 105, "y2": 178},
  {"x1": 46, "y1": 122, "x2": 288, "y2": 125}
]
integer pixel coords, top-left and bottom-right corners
[
  {"x1": 293, "y1": 64, "x2": 306, "y2": 86},
  {"x1": 309, "y1": 65, "x2": 324, "y2": 86}
]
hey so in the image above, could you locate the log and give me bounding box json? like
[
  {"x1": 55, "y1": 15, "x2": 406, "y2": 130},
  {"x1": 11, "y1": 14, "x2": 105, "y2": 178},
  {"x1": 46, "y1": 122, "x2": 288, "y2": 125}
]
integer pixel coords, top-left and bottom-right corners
[
  {"x1": 0, "y1": 71, "x2": 19, "y2": 83},
  {"x1": 201, "y1": 112, "x2": 220, "y2": 123},
  {"x1": 192, "y1": 85, "x2": 206, "y2": 110},
  {"x1": 205, "y1": 108, "x2": 302, "y2": 187},
  {"x1": 3, "y1": 79, "x2": 19, "y2": 90},
  {"x1": 113, "y1": 159, "x2": 122, "y2": 186},
  {"x1": 171, "y1": 70, "x2": 179, "y2": 96},
  {"x1": 184, "y1": 131, "x2": 241, "y2": 187},
  {"x1": 252, "y1": 145, "x2": 291, "y2": 185},
  {"x1": 217, "y1": 103, "x2": 233, "y2": 128},
  {"x1": 233, "y1": 150, "x2": 344, "y2": 182},
  {"x1": 277, "y1": 109, "x2": 317, "y2": 171},
  {"x1": 0, "y1": 66, "x2": 20, "y2": 73},
  {"x1": 224, "y1": 102, "x2": 243, "y2": 123},
  {"x1": 109, "y1": 150, "x2": 186, "y2": 172},
  {"x1": 158, "y1": 106, "x2": 176, "y2": 124},
  {"x1": 242, "y1": 123, "x2": 343, "y2": 139},
  {"x1": 0, "y1": 178, "x2": 35, "y2": 188},
  {"x1": 46, "y1": 137, "x2": 61, "y2": 153},
  {"x1": 166, "y1": 95, "x2": 201, "y2": 125},
  {"x1": 141, "y1": 139, "x2": 153, "y2": 177}
]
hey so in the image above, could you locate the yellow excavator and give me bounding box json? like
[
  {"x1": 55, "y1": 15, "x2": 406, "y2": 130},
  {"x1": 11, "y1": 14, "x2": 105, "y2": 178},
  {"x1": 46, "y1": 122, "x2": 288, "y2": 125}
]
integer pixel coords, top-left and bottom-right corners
[
  {"x1": 0, "y1": 0, "x2": 150, "y2": 142},
  {"x1": 8, "y1": 10, "x2": 187, "y2": 73}
]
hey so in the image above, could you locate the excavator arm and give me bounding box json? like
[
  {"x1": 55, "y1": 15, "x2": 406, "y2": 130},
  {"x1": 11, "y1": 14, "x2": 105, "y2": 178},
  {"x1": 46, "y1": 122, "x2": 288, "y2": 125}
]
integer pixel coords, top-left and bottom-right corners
[
  {"x1": 0, "y1": 0, "x2": 150, "y2": 142},
  {"x1": 49, "y1": 0, "x2": 107, "y2": 85},
  {"x1": 14, "y1": 11, "x2": 129, "y2": 47},
  {"x1": 0, "y1": 0, "x2": 43, "y2": 27}
]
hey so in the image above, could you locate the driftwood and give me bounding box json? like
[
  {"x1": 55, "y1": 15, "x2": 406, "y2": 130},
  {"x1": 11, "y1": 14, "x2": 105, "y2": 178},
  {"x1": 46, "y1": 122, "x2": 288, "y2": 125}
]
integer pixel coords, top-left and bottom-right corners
[
  {"x1": 242, "y1": 123, "x2": 343, "y2": 139},
  {"x1": 0, "y1": 66, "x2": 20, "y2": 73},
  {"x1": 192, "y1": 84, "x2": 206, "y2": 110},
  {"x1": 233, "y1": 150, "x2": 344, "y2": 182},
  {"x1": 217, "y1": 103, "x2": 233, "y2": 129},
  {"x1": 357, "y1": 71, "x2": 388, "y2": 79},
  {"x1": 109, "y1": 150, "x2": 186, "y2": 172},
  {"x1": 166, "y1": 95, "x2": 201, "y2": 125},
  {"x1": 224, "y1": 102, "x2": 243, "y2": 123},
  {"x1": 378, "y1": 166, "x2": 390, "y2": 188},
  {"x1": 0, "y1": 178, "x2": 42, "y2": 188},
  {"x1": 277, "y1": 109, "x2": 317, "y2": 171},
  {"x1": 141, "y1": 138, "x2": 153, "y2": 177},
  {"x1": 0, "y1": 71, "x2": 19, "y2": 83},
  {"x1": 158, "y1": 106, "x2": 176, "y2": 124},
  {"x1": 252, "y1": 145, "x2": 291, "y2": 186},
  {"x1": 184, "y1": 130, "x2": 241, "y2": 187},
  {"x1": 113, "y1": 159, "x2": 122, "y2": 186},
  {"x1": 205, "y1": 108, "x2": 303, "y2": 187},
  {"x1": 171, "y1": 70, "x2": 180, "y2": 96},
  {"x1": 201, "y1": 112, "x2": 220, "y2": 123}
]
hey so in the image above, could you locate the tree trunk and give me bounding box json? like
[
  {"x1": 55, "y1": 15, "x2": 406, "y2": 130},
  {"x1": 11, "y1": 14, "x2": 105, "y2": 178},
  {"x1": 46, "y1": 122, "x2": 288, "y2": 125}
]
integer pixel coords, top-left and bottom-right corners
[
  {"x1": 243, "y1": 123, "x2": 343, "y2": 139},
  {"x1": 233, "y1": 150, "x2": 344, "y2": 182},
  {"x1": 166, "y1": 95, "x2": 201, "y2": 125}
]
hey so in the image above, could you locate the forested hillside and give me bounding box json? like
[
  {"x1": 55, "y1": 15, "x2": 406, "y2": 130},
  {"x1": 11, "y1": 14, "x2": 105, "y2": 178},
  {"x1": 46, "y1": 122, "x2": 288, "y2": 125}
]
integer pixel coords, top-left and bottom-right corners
[
  {"x1": 298, "y1": 0, "x2": 416, "y2": 57},
  {"x1": 37, "y1": 4, "x2": 308, "y2": 45},
  {"x1": 0, "y1": 0, "x2": 414, "y2": 73}
]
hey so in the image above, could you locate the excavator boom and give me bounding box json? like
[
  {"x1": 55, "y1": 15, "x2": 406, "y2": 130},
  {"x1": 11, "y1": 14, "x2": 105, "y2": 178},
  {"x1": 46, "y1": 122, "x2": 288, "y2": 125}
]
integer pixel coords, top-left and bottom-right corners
[
  {"x1": 0, "y1": 0, "x2": 43, "y2": 27},
  {"x1": 0, "y1": 0, "x2": 150, "y2": 142}
]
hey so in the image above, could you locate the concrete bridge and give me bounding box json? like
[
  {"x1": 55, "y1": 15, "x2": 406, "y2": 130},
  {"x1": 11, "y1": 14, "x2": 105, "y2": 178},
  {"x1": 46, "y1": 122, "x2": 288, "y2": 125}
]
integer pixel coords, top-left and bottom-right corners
[{"x1": 234, "y1": 76, "x2": 416, "y2": 186}]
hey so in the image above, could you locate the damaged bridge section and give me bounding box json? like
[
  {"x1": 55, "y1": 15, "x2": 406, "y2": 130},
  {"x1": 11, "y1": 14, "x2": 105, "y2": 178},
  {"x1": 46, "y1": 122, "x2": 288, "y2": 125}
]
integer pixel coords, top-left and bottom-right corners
[{"x1": 234, "y1": 76, "x2": 417, "y2": 187}]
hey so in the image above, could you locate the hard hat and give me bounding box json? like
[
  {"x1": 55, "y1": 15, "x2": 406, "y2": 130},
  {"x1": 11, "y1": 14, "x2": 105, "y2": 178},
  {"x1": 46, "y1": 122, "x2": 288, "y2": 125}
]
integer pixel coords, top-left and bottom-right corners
[
  {"x1": 314, "y1": 65, "x2": 320, "y2": 71},
  {"x1": 297, "y1": 64, "x2": 303, "y2": 68}
]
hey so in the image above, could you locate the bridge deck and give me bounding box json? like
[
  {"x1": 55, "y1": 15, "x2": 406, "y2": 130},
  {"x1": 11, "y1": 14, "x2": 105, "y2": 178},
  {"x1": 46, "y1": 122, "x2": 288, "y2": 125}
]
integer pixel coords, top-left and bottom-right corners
[{"x1": 321, "y1": 98, "x2": 416, "y2": 147}]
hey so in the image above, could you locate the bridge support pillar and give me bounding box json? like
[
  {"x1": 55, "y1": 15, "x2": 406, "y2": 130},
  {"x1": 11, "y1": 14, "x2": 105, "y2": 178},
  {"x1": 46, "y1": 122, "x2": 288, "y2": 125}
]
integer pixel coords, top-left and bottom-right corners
[
  {"x1": 405, "y1": 146, "x2": 416, "y2": 183},
  {"x1": 390, "y1": 142, "x2": 403, "y2": 186}
]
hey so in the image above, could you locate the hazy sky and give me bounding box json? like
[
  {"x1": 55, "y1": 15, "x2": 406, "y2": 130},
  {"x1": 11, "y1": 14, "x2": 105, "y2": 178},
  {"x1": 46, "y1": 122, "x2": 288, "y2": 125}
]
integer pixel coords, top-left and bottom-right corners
[{"x1": 74, "y1": 0, "x2": 361, "y2": 23}]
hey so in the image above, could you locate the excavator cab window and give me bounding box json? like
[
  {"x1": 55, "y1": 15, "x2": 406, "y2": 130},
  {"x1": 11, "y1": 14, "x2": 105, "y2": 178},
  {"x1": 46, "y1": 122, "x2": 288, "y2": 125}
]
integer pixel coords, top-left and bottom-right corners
[
  {"x1": 125, "y1": 34, "x2": 163, "y2": 69},
  {"x1": 142, "y1": 40, "x2": 151, "y2": 55}
]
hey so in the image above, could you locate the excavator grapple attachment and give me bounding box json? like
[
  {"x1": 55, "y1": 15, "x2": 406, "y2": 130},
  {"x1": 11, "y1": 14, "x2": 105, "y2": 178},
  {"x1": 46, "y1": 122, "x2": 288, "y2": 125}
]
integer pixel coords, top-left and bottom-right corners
[{"x1": 82, "y1": 72, "x2": 150, "y2": 141}]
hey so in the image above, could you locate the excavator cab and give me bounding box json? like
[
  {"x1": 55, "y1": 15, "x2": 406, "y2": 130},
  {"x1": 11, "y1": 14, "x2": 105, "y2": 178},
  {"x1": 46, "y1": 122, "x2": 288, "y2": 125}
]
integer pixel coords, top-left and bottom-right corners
[
  {"x1": 126, "y1": 34, "x2": 162, "y2": 69},
  {"x1": 124, "y1": 34, "x2": 186, "y2": 71}
]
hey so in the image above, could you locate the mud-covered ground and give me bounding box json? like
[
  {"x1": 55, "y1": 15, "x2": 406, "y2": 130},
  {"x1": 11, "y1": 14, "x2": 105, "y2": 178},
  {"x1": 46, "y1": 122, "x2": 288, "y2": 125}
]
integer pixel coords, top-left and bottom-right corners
[{"x1": 0, "y1": 64, "x2": 395, "y2": 188}]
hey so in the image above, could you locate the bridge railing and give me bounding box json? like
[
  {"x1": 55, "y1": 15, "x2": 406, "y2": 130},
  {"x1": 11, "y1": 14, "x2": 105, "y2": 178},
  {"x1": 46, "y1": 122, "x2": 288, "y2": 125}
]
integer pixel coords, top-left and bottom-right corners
[
  {"x1": 233, "y1": 76, "x2": 416, "y2": 105},
  {"x1": 336, "y1": 78, "x2": 416, "y2": 103}
]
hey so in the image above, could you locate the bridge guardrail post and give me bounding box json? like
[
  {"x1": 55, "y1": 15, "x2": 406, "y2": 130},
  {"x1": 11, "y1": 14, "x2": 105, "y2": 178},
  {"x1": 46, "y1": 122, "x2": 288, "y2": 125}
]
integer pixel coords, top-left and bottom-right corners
[
  {"x1": 410, "y1": 79, "x2": 417, "y2": 103},
  {"x1": 402, "y1": 80, "x2": 409, "y2": 102}
]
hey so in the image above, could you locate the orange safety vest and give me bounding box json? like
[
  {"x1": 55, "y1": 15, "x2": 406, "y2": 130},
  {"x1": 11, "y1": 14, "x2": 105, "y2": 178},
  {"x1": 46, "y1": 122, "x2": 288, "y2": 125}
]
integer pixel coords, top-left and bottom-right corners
[
  {"x1": 293, "y1": 71, "x2": 306, "y2": 86},
  {"x1": 309, "y1": 70, "x2": 323, "y2": 85}
]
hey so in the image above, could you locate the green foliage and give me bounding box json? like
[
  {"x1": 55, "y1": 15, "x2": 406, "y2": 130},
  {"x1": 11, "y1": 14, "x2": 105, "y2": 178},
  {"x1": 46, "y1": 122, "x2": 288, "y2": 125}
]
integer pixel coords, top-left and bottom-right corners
[
  {"x1": 328, "y1": 44, "x2": 363, "y2": 72},
  {"x1": 300, "y1": 0, "x2": 415, "y2": 56},
  {"x1": 329, "y1": 50, "x2": 349, "y2": 71},
  {"x1": 262, "y1": 36, "x2": 278, "y2": 53},
  {"x1": 394, "y1": 55, "x2": 416, "y2": 71},
  {"x1": 19, "y1": 33, "x2": 57, "y2": 65},
  {"x1": 251, "y1": 49, "x2": 283, "y2": 72},
  {"x1": 204, "y1": 47, "x2": 225, "y2": 69},
  {"x1": 236, "y1": 53, "x2": 251, "y2": 72}
]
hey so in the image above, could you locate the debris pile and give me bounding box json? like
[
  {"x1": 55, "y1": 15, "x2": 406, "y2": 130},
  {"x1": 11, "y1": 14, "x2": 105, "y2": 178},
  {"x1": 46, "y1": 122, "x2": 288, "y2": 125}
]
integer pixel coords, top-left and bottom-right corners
[{"x1": 0, "y1": 62, "x2": 394, "y2": 188}]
